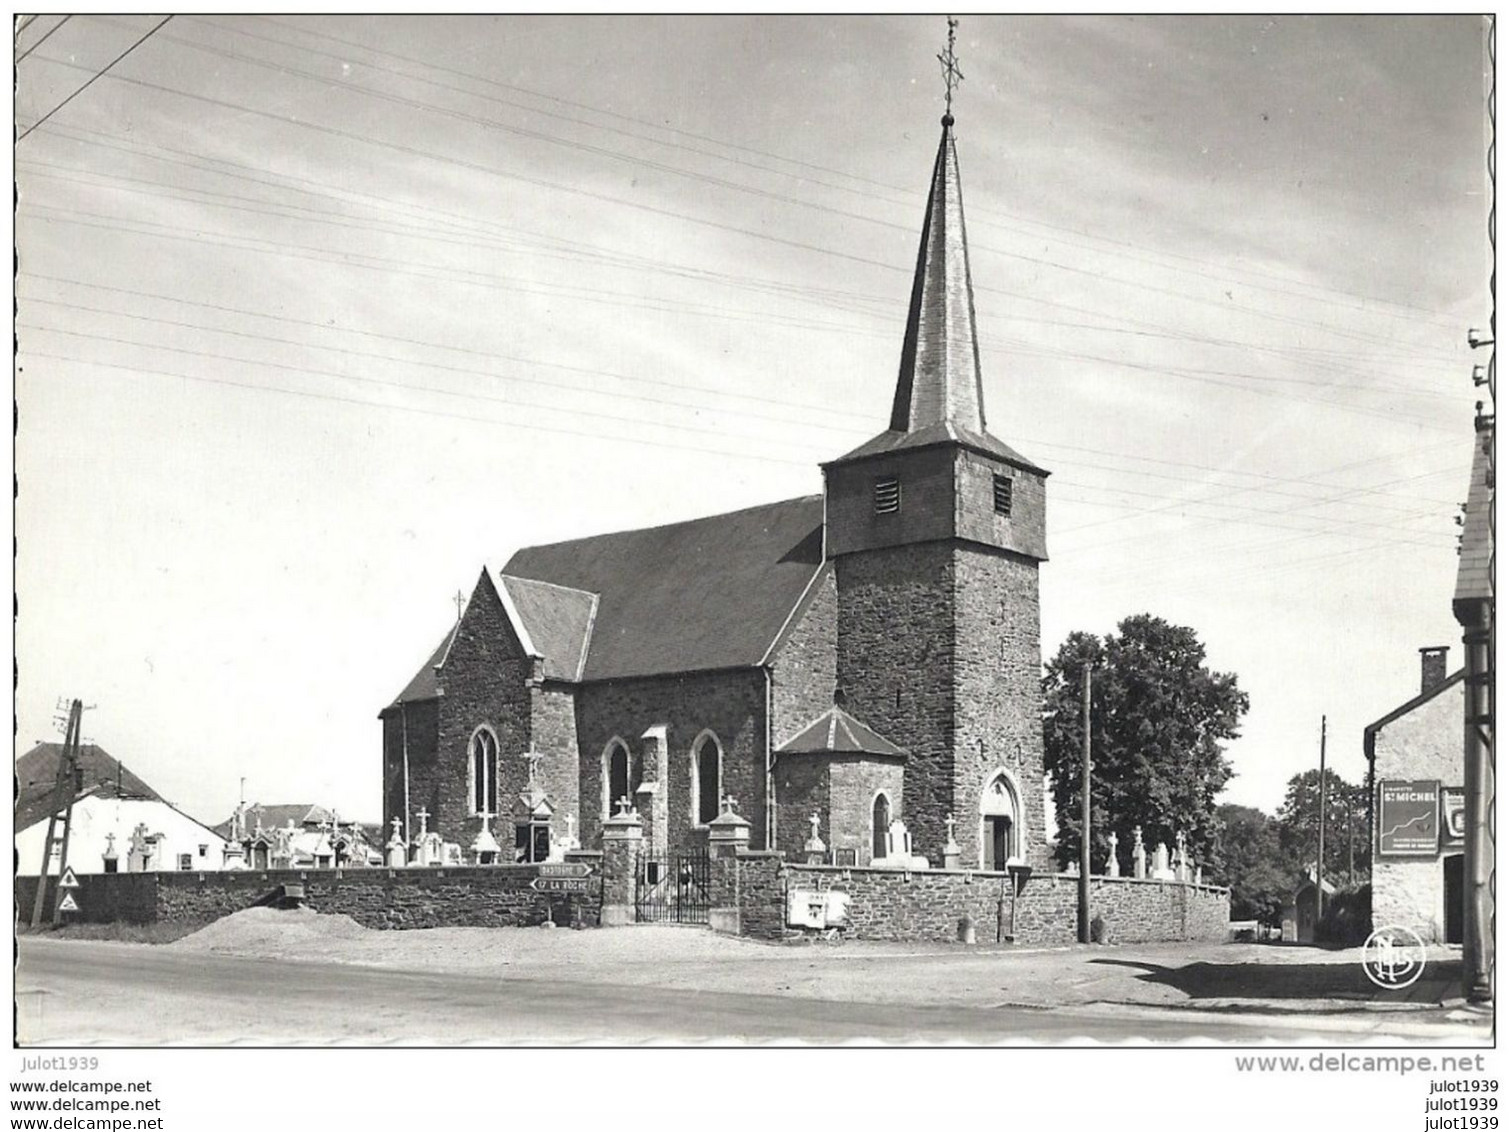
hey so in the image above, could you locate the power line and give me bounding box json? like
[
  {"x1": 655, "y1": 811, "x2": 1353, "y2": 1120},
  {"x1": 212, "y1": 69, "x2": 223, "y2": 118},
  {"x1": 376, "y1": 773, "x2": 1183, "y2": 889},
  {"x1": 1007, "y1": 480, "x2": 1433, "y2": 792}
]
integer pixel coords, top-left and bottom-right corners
[
  {"x1": 22, "y1": 205, "x2": 1459, "y2": 436},
  {"x1": 31, "y1": 34, "x2": 1465, "y2": 359},
  {"x1": 15, "y1": 13, "x2": 68, "y2": 64},
  {"x1": 19, "y1": 325, "x2": 1459, "y2": 556},
  {"x1": 25, "y1": 131, "x2": 1456, "y2": 383},
  {"x1": 246, "y1": 13, "x2": 1463, "y2": 331},
  {"x1": 21, "y1": 275, "x2": 1462, "y2": 519},
  {"x1": 17, "y1": 15, "x2": 170, "y2": 143}
]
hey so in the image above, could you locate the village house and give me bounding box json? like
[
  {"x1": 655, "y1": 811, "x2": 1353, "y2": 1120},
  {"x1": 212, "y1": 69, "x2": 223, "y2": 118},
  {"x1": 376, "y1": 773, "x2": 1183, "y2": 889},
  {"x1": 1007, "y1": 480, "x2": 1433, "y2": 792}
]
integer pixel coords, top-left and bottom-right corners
[
  {"x1": 381, "y1": 105, "x2": 1053, "y2": 877},
  {"x1": 14, "y1": 742, "x2": 230, "y2": 875},
  {"x1": 1364, "y1": 647, "x2": 1466, "y2": 943}
]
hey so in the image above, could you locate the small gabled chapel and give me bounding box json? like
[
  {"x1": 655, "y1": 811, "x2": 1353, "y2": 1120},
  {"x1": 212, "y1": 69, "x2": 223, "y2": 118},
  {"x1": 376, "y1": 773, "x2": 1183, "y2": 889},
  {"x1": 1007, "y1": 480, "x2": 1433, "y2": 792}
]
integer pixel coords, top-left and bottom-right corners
[{"x1": 380, "y1": 92, "x2": 1053, "y2": 875}]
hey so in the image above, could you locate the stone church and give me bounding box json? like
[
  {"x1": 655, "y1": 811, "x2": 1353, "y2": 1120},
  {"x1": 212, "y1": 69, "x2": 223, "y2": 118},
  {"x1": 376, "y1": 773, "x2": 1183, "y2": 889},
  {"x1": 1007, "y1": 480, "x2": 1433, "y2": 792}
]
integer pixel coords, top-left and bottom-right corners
[{"x1": 381, "y1": 108, "x2": 1052, "y2": 874}]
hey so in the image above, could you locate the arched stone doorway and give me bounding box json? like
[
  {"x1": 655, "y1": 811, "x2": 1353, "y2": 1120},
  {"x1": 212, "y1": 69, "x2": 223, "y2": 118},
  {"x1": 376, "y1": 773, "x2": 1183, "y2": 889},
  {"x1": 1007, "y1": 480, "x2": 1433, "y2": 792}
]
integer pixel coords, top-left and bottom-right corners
[{"x1": 980, "y1": 769, "x2": 1021, "y2": 872}]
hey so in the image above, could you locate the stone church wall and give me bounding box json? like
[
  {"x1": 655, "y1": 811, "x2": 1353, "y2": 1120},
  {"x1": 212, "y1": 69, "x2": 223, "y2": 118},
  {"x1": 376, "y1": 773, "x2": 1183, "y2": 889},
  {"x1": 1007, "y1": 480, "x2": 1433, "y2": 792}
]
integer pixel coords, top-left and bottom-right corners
[
  {"x1": 435, "y1": 572, "x2": 533, "y2": 848},
  {"x1": 769, "y1": 567, "x2": 837, "y2": 746},
  {"x1": 381, "y1": 696, "x2": 440, "y2": 843},
  {"x1": 575, "y1": 669, "x2": 767, "y2": 850}
]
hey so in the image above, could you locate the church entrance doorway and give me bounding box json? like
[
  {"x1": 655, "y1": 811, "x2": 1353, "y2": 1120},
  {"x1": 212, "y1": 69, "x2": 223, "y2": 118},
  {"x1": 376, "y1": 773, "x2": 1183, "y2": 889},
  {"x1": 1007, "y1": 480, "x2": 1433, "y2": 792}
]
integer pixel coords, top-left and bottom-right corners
[
  {"x1": 985, "y1": 816, "x2": 1013, "y2": 872},
  {"x1": 980, "y1": 770, "x2": 1020, "y2": 872}
]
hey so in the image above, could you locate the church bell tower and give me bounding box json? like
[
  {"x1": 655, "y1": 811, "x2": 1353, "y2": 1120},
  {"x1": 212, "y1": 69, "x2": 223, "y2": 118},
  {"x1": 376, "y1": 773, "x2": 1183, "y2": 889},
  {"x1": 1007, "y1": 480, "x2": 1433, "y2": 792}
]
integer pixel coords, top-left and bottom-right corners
[{"x1": 822, "y1": 68, "x2": 1051, "y2": 871}]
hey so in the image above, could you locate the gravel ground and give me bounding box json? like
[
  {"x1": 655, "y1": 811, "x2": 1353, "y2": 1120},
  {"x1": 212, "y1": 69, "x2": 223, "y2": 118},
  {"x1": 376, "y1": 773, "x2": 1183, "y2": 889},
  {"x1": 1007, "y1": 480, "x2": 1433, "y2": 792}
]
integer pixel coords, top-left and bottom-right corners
[{"x1": 162, "y1": 908, "x2": 1465, "y2": 1013}]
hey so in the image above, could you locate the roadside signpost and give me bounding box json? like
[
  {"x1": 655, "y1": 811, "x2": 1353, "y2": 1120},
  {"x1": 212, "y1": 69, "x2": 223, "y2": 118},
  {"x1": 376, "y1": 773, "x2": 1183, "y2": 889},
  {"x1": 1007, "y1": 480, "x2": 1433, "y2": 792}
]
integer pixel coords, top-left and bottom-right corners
[{"x1": 530, "y1": 876, "x2": 591, "y2": 894}]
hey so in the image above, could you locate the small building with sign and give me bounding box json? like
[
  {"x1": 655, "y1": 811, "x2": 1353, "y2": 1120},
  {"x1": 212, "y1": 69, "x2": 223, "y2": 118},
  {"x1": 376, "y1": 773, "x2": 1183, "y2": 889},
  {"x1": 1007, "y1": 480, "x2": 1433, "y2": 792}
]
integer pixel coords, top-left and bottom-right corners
[{"x1": 1364, "y1": 646, "x2": 1466, "y2": 943}]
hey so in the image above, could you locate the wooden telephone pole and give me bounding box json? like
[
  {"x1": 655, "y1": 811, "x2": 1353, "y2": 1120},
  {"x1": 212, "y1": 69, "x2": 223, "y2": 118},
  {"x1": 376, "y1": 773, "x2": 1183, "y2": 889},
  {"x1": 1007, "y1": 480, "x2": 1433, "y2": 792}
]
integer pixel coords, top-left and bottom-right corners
[
  {"x1": 30, "y1": 699, "x2": 83, "y2": 928},
  {"x1": 1315, "y1": 715, "x2": 1327, "y2": 931},
  {"x1": 1079, "y1": 662, "x2": 1093, "y2": 944}
]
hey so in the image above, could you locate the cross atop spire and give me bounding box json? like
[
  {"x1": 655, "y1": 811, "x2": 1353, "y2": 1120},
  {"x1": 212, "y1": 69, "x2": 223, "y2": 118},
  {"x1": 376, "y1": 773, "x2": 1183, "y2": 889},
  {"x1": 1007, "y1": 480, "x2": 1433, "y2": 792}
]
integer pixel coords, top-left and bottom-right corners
[{"x1": 937, "y1": 17, "x2": 963, "y2": 121}]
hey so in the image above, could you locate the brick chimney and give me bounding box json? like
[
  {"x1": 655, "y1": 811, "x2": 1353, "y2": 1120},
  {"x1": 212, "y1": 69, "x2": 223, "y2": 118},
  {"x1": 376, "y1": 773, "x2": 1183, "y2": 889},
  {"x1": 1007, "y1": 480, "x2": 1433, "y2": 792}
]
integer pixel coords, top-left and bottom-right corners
[{"x1": 1419, "y1": 646, "x2": 1449, "y2": 694}]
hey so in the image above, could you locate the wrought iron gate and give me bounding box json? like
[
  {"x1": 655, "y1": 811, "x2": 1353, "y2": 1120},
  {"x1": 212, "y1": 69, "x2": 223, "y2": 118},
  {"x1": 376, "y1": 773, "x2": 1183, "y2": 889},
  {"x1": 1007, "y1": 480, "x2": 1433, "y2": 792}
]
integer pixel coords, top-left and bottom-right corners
[{"x1": 636, "y1": 850, "x2": 711, "y2": 924}]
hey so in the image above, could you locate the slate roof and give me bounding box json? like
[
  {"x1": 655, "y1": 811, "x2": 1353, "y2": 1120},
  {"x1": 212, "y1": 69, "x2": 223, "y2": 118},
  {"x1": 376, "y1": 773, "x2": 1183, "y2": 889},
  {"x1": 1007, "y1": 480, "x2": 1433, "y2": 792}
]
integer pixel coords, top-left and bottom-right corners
[
  {"x1": 505, "y1": 495, "x2": 825, "y2": 681},
  {"x1": 828, "y1": 420, "x2": 1046, "y2": 474},
  {"x1": 499, "y1": 575, "x2": 597, "y2": 682},
  {"x1": 14, "y1": 743, "x2": 163, "y2": 833},
  {"x1": 775, "y1": 705, "x2": 907, "y2": 759},
  {"x1": 1454, "y1": 421, "x2": 1493, "y2": 606},
  {"x1": 386, "y1": 624, "x2": 458, "y2": 709}
]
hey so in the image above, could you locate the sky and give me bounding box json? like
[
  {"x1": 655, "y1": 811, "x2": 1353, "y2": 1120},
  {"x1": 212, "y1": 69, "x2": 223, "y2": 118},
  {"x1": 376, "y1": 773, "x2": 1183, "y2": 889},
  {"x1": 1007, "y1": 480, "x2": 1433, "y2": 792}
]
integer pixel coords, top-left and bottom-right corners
[{"x1": 13, "y1": 14, "x2": 1492, "y2": 830}]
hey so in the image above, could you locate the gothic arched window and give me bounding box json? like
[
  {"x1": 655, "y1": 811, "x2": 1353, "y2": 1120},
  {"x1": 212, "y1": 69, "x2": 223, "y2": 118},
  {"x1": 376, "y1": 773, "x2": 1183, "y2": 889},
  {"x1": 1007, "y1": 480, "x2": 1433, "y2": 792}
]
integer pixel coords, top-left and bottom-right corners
[
  {"x1": 872, "y1": 792, "x2": 892, "y2": 863},
  {"x1": 469, "y1": 728, "x2": 498, "y2": 815},
  {"x1": 691, "y1": 731, "x2": 722, "y2": 826},
  {"x1": 604, "y1": 739, "x2": 640, "y2": 817}
]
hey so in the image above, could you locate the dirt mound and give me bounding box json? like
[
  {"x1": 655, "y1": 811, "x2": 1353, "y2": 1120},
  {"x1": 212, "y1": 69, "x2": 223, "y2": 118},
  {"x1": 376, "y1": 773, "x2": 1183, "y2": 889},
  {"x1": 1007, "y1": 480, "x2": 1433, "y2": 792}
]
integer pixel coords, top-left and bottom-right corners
[{"x1": 170, "y1": 905, "x2": 369, "y2": 954}]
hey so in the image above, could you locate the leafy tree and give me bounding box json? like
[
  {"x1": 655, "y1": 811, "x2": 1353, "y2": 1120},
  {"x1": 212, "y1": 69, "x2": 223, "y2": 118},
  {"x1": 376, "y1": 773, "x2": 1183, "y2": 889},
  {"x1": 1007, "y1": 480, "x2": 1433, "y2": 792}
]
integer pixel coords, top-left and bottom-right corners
[
  {"x1": 1043, "y1": 614, "x2": 1248, "y2": 875},
  {"x1": 1275, "y1": 768, "x2": 1370, "y2": 887},
  {"x1": 1210, "y1": 804, "x2": 1291, "y2": 925}
]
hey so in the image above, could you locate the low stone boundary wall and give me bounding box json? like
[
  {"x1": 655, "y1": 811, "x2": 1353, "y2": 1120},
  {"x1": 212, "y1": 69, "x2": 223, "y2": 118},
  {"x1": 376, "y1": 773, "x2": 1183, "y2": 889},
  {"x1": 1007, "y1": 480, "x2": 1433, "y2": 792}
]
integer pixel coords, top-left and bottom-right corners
[
  {"x1": 18, "y1": 859, "x2": 603, "y2": 931},
  {"x1": 742, "y1": 862, "x2": 1228, "y2": 945}
]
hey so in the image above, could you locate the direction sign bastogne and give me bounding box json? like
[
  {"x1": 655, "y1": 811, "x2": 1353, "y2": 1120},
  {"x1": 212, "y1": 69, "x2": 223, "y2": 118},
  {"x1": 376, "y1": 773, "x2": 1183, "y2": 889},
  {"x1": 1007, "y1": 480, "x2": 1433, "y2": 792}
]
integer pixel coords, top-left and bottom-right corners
[
  {"x1": 536, "y1": 862, "x2": 593, "y2": 879},
  {"x1": 531, "y1": 876, "x2": 591, "y2": 894}
]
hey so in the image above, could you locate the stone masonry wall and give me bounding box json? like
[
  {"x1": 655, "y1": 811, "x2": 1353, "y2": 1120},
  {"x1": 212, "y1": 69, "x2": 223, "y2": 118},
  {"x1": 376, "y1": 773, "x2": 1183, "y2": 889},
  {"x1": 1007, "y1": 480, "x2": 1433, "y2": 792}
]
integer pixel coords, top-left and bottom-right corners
[
  {"x1": 773, "y1": 756, "x2": 828, "y2": 860},
  {"x1": 776, "y1": 863, "x2": 1228, "y2": 945},
  {"x1": 834, "y1": 542, "x2": 957, "y2": 866},
  {"x1": 952, "y1": 544, "x2": 1050, "y2": 873},
  {"x1": 532, "y1": 682, "x2": 582, "y2": 836},
  {"x1": 575, "y1": 669, "x2": 767, "y2": 850},
  {"x1": 769, "y1": 566, "x2": 837, "y2": 747},
  {"x1": 16, "y1": 873, "x2": 159, "y2": 926},
  {"x1": 829, "y1": 757, "x2": 905, "y2": 866},
  {"x1": 436, "y1": 571, "x2": 534, "y2": 850},
  {"x1": 382, "y1": 696, "x2": 440, "y2": 844},
  {"x1": 29, "y1": 867, "x2": 603, "y2": 930}
]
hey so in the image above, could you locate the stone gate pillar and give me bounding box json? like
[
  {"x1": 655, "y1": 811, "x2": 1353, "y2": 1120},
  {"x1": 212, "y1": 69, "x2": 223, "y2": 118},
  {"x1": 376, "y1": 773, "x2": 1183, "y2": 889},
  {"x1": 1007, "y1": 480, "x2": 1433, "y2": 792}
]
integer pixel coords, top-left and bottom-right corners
[
  {"x1": 637, "y1": 724, "x2": 670, "y2": 856},
  {"x1": 600, "y1": 804, "x2": 643, "y2": 927}
]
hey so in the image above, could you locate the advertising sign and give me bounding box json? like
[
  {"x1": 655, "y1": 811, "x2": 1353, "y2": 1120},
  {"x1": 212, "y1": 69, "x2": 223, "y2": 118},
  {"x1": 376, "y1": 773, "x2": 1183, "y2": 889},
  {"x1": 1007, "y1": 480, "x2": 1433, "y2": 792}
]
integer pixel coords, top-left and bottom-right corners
[
  {"x1": 1377, "y1": 780, "x2": 1441, "y2": 856},
  {"x1": 1440, "y1": 787, "x2": 1467, "y2": 847}
]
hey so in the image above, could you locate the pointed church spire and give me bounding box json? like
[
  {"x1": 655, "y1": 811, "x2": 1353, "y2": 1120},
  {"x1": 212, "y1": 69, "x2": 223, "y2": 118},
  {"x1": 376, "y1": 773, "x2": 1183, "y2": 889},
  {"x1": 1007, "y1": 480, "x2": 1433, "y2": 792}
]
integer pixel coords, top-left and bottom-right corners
[{"x1": 890, "y1": 23, "x2": 985, "y2": 437}]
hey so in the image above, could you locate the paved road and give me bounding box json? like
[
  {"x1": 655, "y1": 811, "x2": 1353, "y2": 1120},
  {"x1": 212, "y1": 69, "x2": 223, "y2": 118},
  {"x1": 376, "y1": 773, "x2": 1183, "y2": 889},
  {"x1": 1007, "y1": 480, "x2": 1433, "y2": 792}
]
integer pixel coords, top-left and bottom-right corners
[{"x1": 14, "y1": 939, "x2": 1476, "y2": 1045}]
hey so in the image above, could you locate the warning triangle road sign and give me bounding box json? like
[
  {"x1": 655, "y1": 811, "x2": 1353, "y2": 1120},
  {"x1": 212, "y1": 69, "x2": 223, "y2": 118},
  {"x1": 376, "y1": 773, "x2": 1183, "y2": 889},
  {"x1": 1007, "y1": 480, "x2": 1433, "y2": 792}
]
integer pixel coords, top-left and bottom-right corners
[
  {"x1": 59, "y1": 866, "x2": 80, "y2": 889},
  {"x1": 57, "y1": 892, "x2": 79, "y2": 913}
]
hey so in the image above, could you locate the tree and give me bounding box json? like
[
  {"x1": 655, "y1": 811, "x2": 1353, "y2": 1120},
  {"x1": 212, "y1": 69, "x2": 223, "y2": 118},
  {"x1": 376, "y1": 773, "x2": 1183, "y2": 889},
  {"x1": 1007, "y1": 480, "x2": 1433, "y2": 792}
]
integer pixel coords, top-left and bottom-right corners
[
  {"x1": 1210, "y1": 804, "x2": 1291, "y2": 926},
  {"x1": 1275, "y1": 768, "x2": 1370, "y2": 887},
  {"x1": 1043, "y1": 614, "x2": 1248, "y2": 875}
]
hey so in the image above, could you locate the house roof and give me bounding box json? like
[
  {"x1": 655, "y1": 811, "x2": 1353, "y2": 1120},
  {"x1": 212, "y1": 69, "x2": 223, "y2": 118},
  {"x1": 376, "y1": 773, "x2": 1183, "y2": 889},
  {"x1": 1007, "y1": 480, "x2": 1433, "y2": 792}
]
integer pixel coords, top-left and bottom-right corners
[
  {"x1": 499, "y1": 575, "x2": 597, "y2": 682},
  {"x1": 1454, "y1": 421, "x2": 1492, "y2": 606},
  {"x1": 14, "y1": 742, "x2": 164, "y2": 832},
  {"x1": 1363, "y1": 668, "x2": 1466, "y2": 760},
  {"x1": 504, "y1": 495, "x2": 825, "y2": 681},
  {"x1": 775, "y1": 705, "x2": 907, "y2": 759},
  {"x1": 214, "y1": 803, "x2": 347, "y2": 840}
]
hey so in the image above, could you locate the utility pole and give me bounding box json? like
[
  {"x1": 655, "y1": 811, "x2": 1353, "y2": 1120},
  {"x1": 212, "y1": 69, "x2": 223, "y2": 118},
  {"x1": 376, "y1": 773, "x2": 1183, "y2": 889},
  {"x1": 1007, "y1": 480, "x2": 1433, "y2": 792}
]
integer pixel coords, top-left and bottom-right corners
[
  {"x1": 30, "y1": 700, "x2": 81, "y2": 927},
  {"x1": 1079, "y1": 661, "x2": 1092, "y2": 944},
  {"x1": 1316, "y1": 714, "x2": 1327, "y2": 931}
]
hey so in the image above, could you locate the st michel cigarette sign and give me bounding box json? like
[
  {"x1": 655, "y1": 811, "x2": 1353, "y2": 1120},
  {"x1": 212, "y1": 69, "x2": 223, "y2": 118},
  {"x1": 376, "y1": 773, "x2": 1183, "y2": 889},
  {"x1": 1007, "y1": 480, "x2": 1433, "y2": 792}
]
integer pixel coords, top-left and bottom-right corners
[{"x1": 1377, "y1": 781, "x2": 1441, "y2": 857}]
